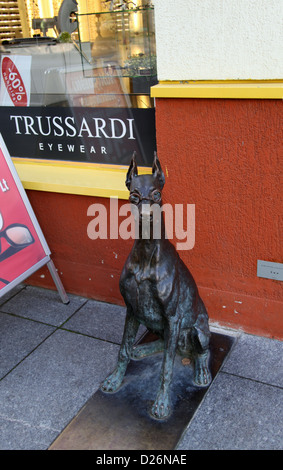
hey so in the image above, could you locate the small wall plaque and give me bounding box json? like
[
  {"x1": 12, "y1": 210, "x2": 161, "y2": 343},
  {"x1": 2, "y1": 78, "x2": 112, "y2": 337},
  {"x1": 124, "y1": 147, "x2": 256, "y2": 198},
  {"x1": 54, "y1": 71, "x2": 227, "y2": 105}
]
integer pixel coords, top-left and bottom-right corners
[{"x1": 257, "y1": 260, "x2": 283, "y2": 282}]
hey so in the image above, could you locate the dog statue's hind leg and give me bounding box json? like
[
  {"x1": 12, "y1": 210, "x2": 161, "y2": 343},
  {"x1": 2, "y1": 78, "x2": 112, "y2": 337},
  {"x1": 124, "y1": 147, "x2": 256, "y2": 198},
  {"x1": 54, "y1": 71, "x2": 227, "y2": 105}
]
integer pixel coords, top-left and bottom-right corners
[
  {"x1": 131, "y1": 337, "x2": 164, "y2": 360},
  {"x1": 191, "y1": 305, "x2": 212, "y2": 387},
  {"x1": 194, "y1": 348, "x2": 211, "y2": 387}
]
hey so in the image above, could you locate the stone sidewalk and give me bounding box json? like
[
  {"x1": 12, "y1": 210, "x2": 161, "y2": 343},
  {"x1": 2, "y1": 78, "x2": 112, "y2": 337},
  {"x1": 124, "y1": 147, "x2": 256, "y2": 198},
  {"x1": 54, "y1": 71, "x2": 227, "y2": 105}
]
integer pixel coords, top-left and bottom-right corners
[{"x1": 0, "y1": 285, "x2": 282, "y2": 450}]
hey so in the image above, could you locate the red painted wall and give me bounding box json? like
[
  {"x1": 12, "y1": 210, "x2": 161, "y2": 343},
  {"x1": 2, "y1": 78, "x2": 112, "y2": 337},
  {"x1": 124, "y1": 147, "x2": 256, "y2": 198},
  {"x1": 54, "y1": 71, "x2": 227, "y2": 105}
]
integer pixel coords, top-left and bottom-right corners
[
  {"x1": 154, "y1": 98, "x2": 283, "y2": 339},
  {"x1": 26, "y1": 191, "x2": 132, "y2": 304},
  {"x1": 26, "y1": 98, "x2": 283, "y2": 339}
]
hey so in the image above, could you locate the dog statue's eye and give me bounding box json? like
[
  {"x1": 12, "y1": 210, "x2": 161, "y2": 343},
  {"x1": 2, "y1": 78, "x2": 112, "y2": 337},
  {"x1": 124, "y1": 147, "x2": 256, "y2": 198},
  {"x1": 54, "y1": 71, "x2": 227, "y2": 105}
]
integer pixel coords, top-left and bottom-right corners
[
  {"x1": 129, "y1": 193, "x2": 140, "y2": 205},
  {"x1": 152, "y1": 190, "x2": 161, "y2": 202}
]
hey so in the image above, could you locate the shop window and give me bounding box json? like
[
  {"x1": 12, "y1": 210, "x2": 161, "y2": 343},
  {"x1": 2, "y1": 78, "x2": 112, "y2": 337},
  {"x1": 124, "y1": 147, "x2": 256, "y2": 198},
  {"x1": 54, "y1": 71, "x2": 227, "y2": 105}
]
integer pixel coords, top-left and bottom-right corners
[{"x1": 0, "y1": 0, "x2": 156, "y2": 169}]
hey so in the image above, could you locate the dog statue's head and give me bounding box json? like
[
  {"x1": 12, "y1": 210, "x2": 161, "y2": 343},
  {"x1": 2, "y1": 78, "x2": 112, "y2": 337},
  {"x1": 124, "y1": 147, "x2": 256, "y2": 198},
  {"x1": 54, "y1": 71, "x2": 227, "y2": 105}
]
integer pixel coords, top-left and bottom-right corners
[{"x1": 126, "y1": 152, "x2": 165, "y2": 208}]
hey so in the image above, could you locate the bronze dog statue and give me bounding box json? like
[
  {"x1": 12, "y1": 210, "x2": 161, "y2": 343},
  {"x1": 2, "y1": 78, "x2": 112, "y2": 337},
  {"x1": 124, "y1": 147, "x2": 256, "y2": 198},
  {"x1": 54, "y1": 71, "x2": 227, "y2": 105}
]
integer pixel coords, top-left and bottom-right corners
[{"x1": 101, "y1": 152, "x2": 212, "y2": 420}]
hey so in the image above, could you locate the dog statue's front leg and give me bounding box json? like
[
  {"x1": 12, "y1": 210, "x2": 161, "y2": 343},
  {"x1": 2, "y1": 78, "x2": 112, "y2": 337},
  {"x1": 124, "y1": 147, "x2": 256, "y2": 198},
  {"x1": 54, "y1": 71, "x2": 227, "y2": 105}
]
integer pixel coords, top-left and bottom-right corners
[
  {"x1": 100, "y1": 308, "x2": 139, "y2": 393},
  {"x1": 150, "y1": 318, "x2": 181, "y2": 420}
]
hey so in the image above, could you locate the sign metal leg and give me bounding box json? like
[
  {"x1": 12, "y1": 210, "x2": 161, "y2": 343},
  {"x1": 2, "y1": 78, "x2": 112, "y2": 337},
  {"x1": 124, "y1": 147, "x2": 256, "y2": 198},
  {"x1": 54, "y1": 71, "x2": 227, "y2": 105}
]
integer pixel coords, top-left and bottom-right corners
[{"x1": 47, "y1": 260, "x2": 69, "y2": 304}]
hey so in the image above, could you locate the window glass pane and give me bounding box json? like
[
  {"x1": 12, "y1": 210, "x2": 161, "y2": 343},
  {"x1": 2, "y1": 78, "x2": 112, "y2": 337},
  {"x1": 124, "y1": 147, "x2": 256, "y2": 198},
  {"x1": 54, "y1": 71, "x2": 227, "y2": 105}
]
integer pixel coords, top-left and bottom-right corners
[{"x1": 0, "y1": 1, "x2": 156, "y2": 166}]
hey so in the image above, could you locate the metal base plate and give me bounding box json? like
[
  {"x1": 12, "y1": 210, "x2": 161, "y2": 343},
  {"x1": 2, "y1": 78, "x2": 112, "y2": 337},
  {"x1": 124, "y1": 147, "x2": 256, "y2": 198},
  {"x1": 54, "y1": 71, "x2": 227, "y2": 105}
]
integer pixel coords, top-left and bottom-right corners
[{"x1": 49, "y1": 332, "x2": 234, "y2": 450}]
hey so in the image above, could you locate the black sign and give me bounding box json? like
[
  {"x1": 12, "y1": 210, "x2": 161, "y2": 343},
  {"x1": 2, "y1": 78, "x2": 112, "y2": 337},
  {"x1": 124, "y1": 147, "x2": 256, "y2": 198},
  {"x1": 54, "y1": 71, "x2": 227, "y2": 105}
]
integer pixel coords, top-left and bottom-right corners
[{"x1": 1, "y1": 107, "x2": 156, "y2": 167}]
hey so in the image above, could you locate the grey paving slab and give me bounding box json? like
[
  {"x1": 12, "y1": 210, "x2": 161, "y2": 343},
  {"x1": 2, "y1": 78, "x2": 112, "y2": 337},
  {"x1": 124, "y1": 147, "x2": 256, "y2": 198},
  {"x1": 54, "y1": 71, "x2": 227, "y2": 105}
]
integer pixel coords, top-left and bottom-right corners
[
  {"x1": 0, "y1": 312, "x2": 55, "y2": 379},
  {"x1": 0, "y1": 285, "x2": 87, "y2": 326},
  {"x1": 0, "y1": 417, "x2": 58, "y2": 450},
  {"x1": 222, "y1": 333, "x2": 283, "y2": 387},
  {"x1": 0, "y1": 329, "x2": 120, "y2": 447},
  {"x1": 63, "y1": 299, "x2": 147, "y2": 344},
  {"x1": 0, "y1": 284, "x2": 25, "y2": 306},
  {"x1": 176, "y1": 372, "x2": 283, "y2": 450}
]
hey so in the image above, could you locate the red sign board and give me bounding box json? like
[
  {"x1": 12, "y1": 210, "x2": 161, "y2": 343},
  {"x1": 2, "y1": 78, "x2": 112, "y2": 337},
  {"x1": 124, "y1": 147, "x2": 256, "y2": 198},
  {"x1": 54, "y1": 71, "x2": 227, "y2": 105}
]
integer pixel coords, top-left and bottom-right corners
[{"x1": 0, "y1": 133, "x2": 51, "y2": 295}]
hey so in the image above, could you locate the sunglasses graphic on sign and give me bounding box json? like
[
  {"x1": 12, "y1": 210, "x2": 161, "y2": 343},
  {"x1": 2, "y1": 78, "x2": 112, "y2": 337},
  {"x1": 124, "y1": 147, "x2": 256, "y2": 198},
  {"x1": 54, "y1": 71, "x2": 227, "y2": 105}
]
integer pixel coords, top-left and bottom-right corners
[{"x1": 0, "y1": 223, "x2": 35, "y2": 263}]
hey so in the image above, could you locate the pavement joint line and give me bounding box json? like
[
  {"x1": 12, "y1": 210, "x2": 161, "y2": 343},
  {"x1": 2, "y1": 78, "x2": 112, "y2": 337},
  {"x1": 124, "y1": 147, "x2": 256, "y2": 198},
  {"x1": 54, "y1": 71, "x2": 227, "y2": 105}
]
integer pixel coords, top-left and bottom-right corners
[
  {"x1": 0, "y1": 326, "x2": 57, "y2": 383},
  {"x1": 0, "y1": 296, "x2": 90, "y2": 330},
  {"x1": 56, "y1": 297, "x2": 89, "y2": 329},
  {"x1": 0, "y1": 308, "x2": 124, "y2": 344},
  {"x1": 0, "y1": 330, "x2": 118, "y2": 383},
  {"x1": 0, "y1": 285, "x2": 27, "y2": 307},
  {"x1": 0, "y1": 310, "x2": 58, "y2": 328},
  {"x1": 57, "y1": 326, "x2": 123, "y2": 346},
  {"x1": 0, "y1": 308, "x2": 122, "y2": 383},
  {"x1": 220, "y1": 370, "x2": 283, "y2": 390}
]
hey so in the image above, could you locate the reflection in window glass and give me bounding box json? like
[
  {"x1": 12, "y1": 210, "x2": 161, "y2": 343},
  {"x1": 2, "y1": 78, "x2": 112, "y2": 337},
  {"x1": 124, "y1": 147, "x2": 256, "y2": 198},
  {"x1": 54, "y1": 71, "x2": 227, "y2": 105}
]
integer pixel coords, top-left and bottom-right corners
[{"x1": 0, "y1": 1, "x2": 157, "y2": 166}]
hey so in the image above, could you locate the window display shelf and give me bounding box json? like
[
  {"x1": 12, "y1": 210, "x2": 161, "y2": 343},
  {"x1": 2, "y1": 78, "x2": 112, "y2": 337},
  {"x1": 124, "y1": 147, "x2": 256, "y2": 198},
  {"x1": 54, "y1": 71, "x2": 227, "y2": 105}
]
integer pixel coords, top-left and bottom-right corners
[{"x1": 76, "y1": 7, "x2": 157, "y2": 86}]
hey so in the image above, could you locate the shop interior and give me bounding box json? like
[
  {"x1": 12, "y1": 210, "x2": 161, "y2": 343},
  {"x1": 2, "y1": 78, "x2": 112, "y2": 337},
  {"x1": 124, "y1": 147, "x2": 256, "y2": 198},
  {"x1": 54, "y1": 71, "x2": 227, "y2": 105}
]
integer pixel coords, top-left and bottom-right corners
[{"x1": 0, "y1": 0, "x2": 156, "y2": 108}]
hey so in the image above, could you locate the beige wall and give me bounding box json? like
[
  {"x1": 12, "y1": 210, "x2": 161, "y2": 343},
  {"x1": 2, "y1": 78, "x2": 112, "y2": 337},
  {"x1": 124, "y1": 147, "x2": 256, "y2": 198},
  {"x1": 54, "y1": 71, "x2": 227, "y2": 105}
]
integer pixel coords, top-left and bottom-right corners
[{"x1": 154, "y1": 0, "x2": 283, "y2": 80}]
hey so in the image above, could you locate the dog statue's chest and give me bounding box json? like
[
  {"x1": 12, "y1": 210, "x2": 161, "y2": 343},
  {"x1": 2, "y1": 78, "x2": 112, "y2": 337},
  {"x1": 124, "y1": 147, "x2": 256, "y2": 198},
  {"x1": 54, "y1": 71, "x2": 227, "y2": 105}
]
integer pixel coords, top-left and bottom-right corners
[
  {"x1": 120, "y1": 251, "x2": 167, "y2": 331},
  {"x1": 123, "y1": 274, "x2": 164, "y2": 331},
  {"x1": 122, "y1": 260, "x2": 160, "y2": 302},
  {"x1": 126, "y1": 243, "x2": 160, "y2": 284}
]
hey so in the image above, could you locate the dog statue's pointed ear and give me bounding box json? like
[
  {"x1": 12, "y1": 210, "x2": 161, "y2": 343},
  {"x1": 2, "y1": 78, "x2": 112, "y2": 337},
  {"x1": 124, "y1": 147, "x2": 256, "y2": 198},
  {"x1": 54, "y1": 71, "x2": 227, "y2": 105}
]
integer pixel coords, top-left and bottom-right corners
[
  {"x1": 152, "y1": 151, "x2": 165, "y2": 189},
  {"x1": 126, "y1": 151, "x2": 138, "y2": 190}
]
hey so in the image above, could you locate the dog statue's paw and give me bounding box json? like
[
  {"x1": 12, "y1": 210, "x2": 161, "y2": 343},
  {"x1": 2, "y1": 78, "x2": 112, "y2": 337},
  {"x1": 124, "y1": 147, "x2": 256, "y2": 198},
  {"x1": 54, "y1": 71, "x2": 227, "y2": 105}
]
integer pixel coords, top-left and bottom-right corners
[
  {"x1": 193, "y1": 352, "x2": 212, "y2": 387},
  {"x1": 100, "y1": 369, "x2": 123, "y2": 394},
  {"x1": 194, "y1": 366, "x2": 212, "y2": 387},
  {"x1": 150, "y1": 392, "x2": 171, "y2": 420}
]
